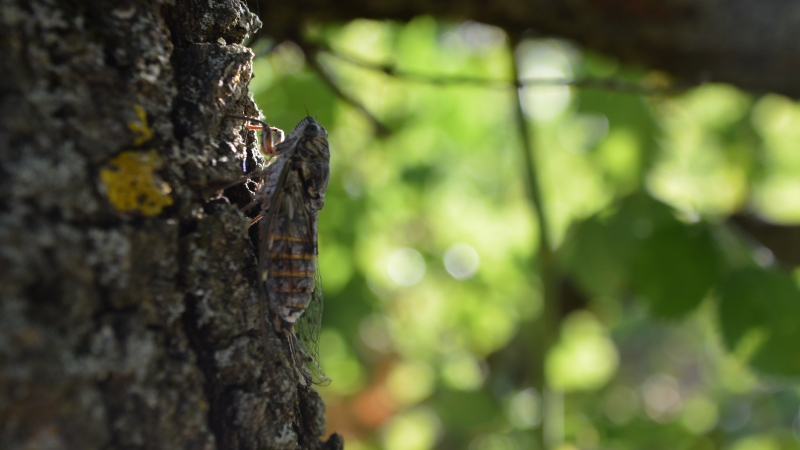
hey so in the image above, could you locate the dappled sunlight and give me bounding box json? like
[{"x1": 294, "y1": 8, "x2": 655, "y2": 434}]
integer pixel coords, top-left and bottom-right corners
[
  {"x1": 680, "y1": 395, "x2": 719, "y2": 435},
  {"x1": 507, "y1": 388, "x2": 542, "y2": 429},
  {"x1": 251, "y1": 15, "x2": 800, "y2": 450},
  {"x1": 387, "y1": 247, "x2": 426, "y2": 287},
  {"x1": 386, "y1": 360, "x2": 436, "y2": 405},
  {"x1": 647, "y1": 85, "x2": 751, "y2": 217},
  {"x1": 443, "y1": 243, "x2": 480, "y2": 280},
  {"x1": 546, "y1": 312, "x2": 619, "y2": 391},
  {"x1": 517, "y1": 40, "x2": 576, "y2": 122},
  {"x1": 382, "y1": 407, "x2": 442, "y2": 450},
  {"x1": 641, "y1": 374, "x2": 683, "y2": 423},
  {"x1": 603, "y1": 385, "x2": 640, "y2": 425}
]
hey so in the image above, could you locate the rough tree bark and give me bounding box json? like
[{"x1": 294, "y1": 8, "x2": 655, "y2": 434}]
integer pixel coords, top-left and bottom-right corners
[{"x1": 0, "y1": 0, "x2": 342, "y2": 448}]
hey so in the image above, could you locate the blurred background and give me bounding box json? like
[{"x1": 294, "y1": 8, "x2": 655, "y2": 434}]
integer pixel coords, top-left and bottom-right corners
[{"x1": 248, "y1": 17, "x2": 800, "y2": 450}]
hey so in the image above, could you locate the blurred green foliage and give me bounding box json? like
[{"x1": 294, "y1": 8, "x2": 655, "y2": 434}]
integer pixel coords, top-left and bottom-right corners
[{"x1": 248, "y1": 16, "x2": 800, "y2": 450}]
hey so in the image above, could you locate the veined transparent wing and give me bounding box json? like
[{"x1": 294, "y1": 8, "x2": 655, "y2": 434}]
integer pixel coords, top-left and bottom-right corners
[
  {"x1": 259, "y1": 145, "x2": 328, "y2": 385},
  {"x1": 295, "y1": 270, "x2": 329, "y2": 385}
]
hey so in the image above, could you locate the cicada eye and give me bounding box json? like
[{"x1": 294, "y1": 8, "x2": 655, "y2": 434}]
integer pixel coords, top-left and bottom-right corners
[{"x1": 304, "y1": 122, "x2": 322, "y2": 137}]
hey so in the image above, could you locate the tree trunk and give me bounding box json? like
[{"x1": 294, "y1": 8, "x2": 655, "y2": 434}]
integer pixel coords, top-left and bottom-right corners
[{"x1": 0, "y1": 0, "x2": 342, "y2": 448}]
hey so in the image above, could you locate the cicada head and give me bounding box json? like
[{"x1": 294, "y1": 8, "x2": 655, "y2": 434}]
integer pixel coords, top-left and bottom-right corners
[
  {"x1": 278, "y1": 116, "x2": 329, "y2": 163},
  {"x1": 287, "y1": 116, "x2": 327, "y2": 139}
]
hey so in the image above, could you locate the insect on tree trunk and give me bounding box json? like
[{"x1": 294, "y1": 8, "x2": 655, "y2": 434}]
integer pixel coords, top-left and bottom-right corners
[{"x1": 0, "y1": 1, "x2": 342, "y2": 449}]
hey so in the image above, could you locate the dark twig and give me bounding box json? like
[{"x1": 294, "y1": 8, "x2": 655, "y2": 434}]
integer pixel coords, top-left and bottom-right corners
[
  {"x1": 294, "y1": 41, "x2": 392, "y2": 136},
  {"x1": 318, "y1": 49, "x2": 510, "y2": 90},
  {"x1": 318, "y1": 45, "x2": 701, "y2": 95},
  {"x1": 508, "y1": 33, "x2": 564, "y2": 450}
]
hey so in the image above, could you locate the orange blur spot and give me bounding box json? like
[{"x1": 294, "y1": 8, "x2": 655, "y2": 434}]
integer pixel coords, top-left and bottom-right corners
[
  {"x1": 352, "y1": 385, "x2": 397, "y2": 428},
  {"x1": 269, "y1": 234, "x2": 313, "y2": 243},
  {"x1": 270, "y1": 271, "x2": 316, "y2": 277},
  {"x1": 270, "y1": 287, "x2": 313, "y2": 294},
  {"x1": 274, "y1": 253, "x2": 316, "y2": 260}
]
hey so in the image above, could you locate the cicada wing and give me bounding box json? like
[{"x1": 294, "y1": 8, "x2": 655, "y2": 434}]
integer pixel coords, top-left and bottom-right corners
[
  {"x1": 295, "y1": 270, "x2": 330, "y2": 386},
  {"x1": 255, "y1": 157, "x2": 301, "y2": 368},
  {"x1": 282, "y1": 189, "x2": 329, "y2": 386},
  {"x1": 260, "y1": 158, "x2": 328, "y2": 385}
]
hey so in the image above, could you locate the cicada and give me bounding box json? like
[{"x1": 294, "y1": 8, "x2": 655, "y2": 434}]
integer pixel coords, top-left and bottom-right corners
[{"x1": 229, "y1": 114, "x2": 330, "y2": 385}]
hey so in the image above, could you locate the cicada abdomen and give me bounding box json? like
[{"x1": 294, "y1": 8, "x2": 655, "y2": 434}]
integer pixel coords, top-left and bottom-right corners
[
  {"x1": 263, "y1": 195, "x2": 320, "y2": 327},
  {"x1": 233, "y1": 115, "x2": 330, "y2": 385}
]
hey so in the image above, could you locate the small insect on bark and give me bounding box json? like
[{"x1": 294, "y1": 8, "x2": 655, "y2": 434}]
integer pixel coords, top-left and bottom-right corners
[{"x1": 228, "y1": 114, "x2": 330, "y2": 385}]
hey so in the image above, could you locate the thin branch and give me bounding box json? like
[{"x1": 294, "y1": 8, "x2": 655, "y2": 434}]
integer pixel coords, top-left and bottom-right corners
[
  {"x1": 295, "y1": 41, "x2": 391, "y2": 136},
  {"x1": 509, "y1": 34, "x2": 564, "y2": 450},
  {"x1": 281, "y1": 38, "x2": 701, "y2": 140},
  {"x1": 319, "y1": 48, "x2": 509, "y2": 89},
  {"x1": 317, "y1": 45, "x2": 702, "y2": 95}
]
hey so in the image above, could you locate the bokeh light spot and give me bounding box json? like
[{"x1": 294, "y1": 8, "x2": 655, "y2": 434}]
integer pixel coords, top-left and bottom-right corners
[
  {"x1": 469, "y1": 433, "x2": 519, "y2": 450},
  {"x1": 507, "y1": 388, "x2": 541, "y2": 429},
  {"x1": 642, "y1": 374, "x2": 682, "y2": 423},
  {"x1": 729, "y1": 435, "x2": 780, "y2": 450},
  {"x1": 558, "y1": 114, "x2": 609, "y2": 153},
  {"x1": 387, "y1": 360, "x2": 435, "y2": 405},
  {"x1": 388, "y1": 248, "x2": 426, "y2": 286},
  {"x1": 444, "y1": 243, "x2": 480, "y2": 280},
  {"x1": 457, "y1": 22, "x2": 506, "y2": 51},
  {"x1": 517, "y1": 41, "x2": 575, "y2": 121},
  {"x1": 382, "y1": 408, "x2": 441, "y2": 450},
  {"x1": 603, "y1": 385, "x2": 640, "y2": 425},
  {"x1": 680, "y1": 395, "x2": 718, "y2": 435},
  {"x1": 270, "y1": 41, "x2": 305, "y2": 75},
  {"x1": 546, "y1": 312, "x2": 619, "y2": 391},
  {"x1": 359, "y1": 314, "x2": 394, "y2": 353},
  {"x1": 441, "y1": 350, "x2": 485, "y2": 391},
  {"x1": 319, "y1": 329, "x2": 365, "y2": 395}
]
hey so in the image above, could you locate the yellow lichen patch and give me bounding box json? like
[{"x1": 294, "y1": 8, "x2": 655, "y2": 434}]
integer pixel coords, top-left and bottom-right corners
[
  {"x1": 127, "y1": 104, "x2": 153, "y2": 146},
  {"x1": 100, "y1": 150, "x2": 173, "y2": 216}
]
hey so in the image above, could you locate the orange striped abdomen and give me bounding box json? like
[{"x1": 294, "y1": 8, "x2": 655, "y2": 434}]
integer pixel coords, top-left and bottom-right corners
[{"x1": 265, "y1": 234, "x2": 316, "y2": 325}]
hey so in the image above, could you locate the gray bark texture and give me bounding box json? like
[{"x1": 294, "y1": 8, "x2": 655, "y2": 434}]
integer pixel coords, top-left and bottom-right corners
[
  {"x1": 0, "y1": 0, "x2": 343, "y2": 449},
  {"x1": 259, "y1": 0, "x2": 800, "y2": 99}
]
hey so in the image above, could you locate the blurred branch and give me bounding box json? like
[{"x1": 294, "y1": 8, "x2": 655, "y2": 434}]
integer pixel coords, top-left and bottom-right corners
[
  {"x1": 509, "y1": 34, "x2": 564, "y2": 450},
  {"x1": 317, "y1": 45, "x2": 702, "y2": 95},
  {"x1": 290, "y1": 37, "x2": 700, "y2": 139},
  {"x1": 320, "y1": 47, "x2": 508, "y2": 89},
  {"x1": 295, "y1": 40, "x2": 392, "y2": 136},
  {"x1": 253, "y1": 0, "x2": 800, "y2": 98},
  {"x1": 729, "y1": 214, "x2": 800, "y2": 267}
]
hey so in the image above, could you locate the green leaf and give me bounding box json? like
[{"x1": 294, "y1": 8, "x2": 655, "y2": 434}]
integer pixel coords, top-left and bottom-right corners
[
  {"x1": 254, "y1": 70, "x2": 336, "y2": 129},
  {"x1": 433, "y1": 390, "x2": 503, "y2": 432},
  {"x1": 631, "y1": 224, "x2": 720, "y2": 318},
  {"x1": 718, "y1": 267, "x2": 800, "y2": 376},
  {"x1": 562, "y1": 216, "x2": 629, "y2": 296},
  {"x1": 562, "y1": 194, "x2": 692, "y2": 298}
]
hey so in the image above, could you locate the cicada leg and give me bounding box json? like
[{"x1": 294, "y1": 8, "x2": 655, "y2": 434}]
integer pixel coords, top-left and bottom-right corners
[
  {"x1": 227, "y1": 114, "x2": 283, "y2": 223},
  {"x1": 246, "y1": 123, "x2": 284, "y2": 156},
  {"x1": 226, "y1": 114, "x2": 285, "y2": 156},
  {"x1": 248, "y1": 213, "x2": 263, "y2": 227}
]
